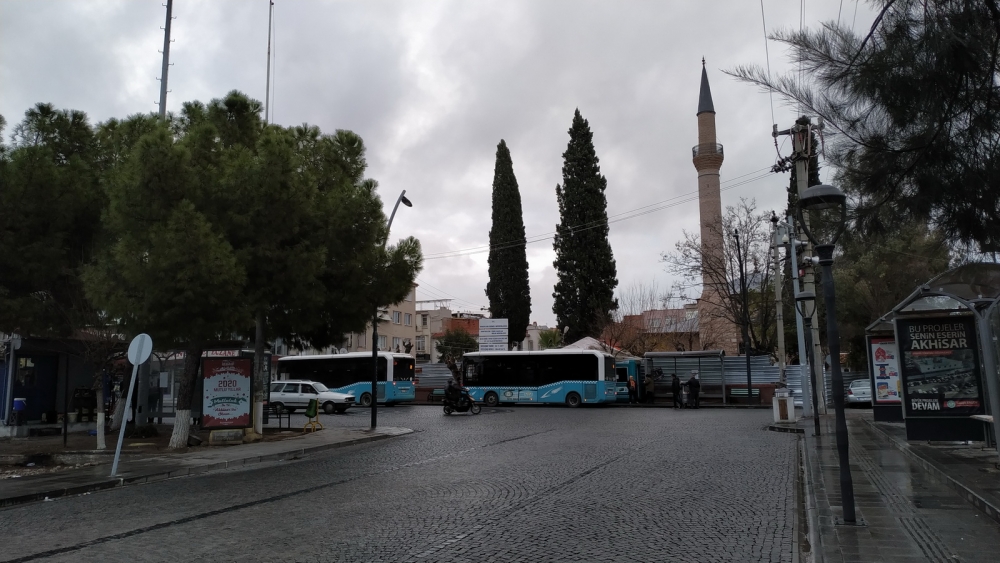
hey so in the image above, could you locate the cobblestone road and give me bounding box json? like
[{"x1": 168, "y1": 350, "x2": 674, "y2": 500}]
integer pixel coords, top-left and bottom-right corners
[{"x1": 0, "y1": 407, "x2": 797, "y2": 562}]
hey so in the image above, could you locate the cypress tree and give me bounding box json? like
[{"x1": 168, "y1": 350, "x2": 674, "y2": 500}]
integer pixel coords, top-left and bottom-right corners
[
  {"x1": 486, "y1": 139, "x2": 531, "y2": 347},
  {"x1": 552, "y1": 110, "x2": 618, "y2": 342}
]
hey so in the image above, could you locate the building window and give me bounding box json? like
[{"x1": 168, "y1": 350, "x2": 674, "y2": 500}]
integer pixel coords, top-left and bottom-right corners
[
  {"x1": 392, "y1": 337, "x2": 402, "y2": 352},
  {"x1": 421, "y1": 314, "x2": 428, "y2": 328},
  {"x1": 393, "y1": 311, "x2": 402, "y2": 324},
  {"x1": 348, "y1": 334, "x2": 353, "y2": 348},
  {"x1": 416, "y1": 336, "x2": 426, "y2": 352},
  {"x1": 404, "y1": 313, "x2": 412, "y2": 326},
  {"x1": 650, "y1": 318, "x2": 661, "y2": 328},
  {"x1": 406, "y1": 289, "x2": 413, "y2": 302},
  {"x1": 359, "y1": 333, "x2": 366, "y2": 348},
  {"x1": 378, "y1": 335, "x2": 387, "y2": 350}
]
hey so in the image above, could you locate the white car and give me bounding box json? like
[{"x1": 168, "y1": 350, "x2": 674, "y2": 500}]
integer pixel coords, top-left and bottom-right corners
[
  {"x1": 269, "y1": 380, "x2": 355, "y2": 414},
  {"x1": 846, "y1": 379, "x2": 872, "y2": 406}
]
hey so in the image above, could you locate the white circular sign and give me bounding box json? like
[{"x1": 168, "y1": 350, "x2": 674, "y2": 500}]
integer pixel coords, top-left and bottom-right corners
[{"x1": 127, "y1": 333, "x2": 153, "y2": 365}]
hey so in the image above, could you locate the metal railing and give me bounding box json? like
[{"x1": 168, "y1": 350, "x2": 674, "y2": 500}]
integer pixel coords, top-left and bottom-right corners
[{"x1": 691, "y1": 143, "x2": 724, "y2": 158}]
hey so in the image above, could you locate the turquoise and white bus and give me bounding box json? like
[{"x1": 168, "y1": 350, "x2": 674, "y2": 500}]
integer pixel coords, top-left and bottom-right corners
[
  {"x1": 276, "y1": 352, "x2": 416, "y2": 406},
  {"x1": 460, "y1": 350, "x2": 617, "y2": 407}
]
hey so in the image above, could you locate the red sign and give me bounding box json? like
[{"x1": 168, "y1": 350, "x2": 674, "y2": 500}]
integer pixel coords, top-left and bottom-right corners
[{"x1": 202, "y1": 359, "x2": 252, "y2": 428}]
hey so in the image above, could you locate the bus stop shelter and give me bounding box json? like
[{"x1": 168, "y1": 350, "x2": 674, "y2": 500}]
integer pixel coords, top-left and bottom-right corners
[
  {"x1": 888, "y1": 263, "x2": 1000, "y2": 451},
  {"x1": 644, "y1": 350, "x2": 727, "y2": 404}
]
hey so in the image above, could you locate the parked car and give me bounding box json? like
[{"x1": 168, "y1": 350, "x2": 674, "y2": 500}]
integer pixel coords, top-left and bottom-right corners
[
  {"x1": 268, "y1": 380, "x2": 355, "y2": 414},
  {"x1": 846, "y1": 379, "x2": 872, "y2": 406}
]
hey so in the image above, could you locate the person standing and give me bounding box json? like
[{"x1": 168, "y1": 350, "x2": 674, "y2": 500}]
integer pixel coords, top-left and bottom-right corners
[
  {"x1": 671, "y1": 374, "x2": 682, "y2": 409},
  {"x1": 644, "y1": 372, "x2": 655, "y2": 404},
  {"x1": 628, "y1": 376, "x2": 638, "y2": 404},
  {"x1": 687, "y1": 371, "x2": 701, "y2": 409}
]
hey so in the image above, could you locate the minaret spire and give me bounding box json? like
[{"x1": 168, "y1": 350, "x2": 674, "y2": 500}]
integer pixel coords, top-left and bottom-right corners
[{"x1": 691, "y1": 61, "x2": 734, "y2": 354}]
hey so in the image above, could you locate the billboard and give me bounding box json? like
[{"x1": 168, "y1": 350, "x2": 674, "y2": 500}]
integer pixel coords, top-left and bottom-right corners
[
  {"x1": 896, "y1": 317, "x2": 985, "y2": 417},
  {"x1": 202, "y1": 358, "x2": 253, "y2": 428},
  {"x1": 479, "y1": 318, "x2": 509, "y2": 352},
  {"x1": 868, "y1": 337, "x2": 901, "y2": 404}
]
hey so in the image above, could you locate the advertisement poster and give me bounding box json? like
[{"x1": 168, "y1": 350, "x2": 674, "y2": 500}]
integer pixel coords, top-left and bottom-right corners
[
  {"x1": 202, "y1": 358, "x2": 252, "y2": 428},
  {"x1": 897, "y1": 317, "x2": 984, "y2": 417},
  {"x1": 869, "y1": 337, "x2": 901, "y2": 404}
]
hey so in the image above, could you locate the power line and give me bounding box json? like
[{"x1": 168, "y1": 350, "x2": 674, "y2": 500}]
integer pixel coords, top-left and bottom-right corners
[
  {"x1": 423, "y1": 169, "x2": 776, "y2": 261},
  {"x1": 423, "y1": 166, "x2": 773, "y2": 260},
  {"x1": 760, "y1": 0, "x2": 775, "y2": 127}
]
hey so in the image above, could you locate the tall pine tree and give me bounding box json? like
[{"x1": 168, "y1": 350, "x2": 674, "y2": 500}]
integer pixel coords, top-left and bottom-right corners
[
  {"x1": 552, "y1": 110, "x2": 618, "y2": 342},
  {"x1": 486, "y1": 139, "x2": 531, "y2": 347}
]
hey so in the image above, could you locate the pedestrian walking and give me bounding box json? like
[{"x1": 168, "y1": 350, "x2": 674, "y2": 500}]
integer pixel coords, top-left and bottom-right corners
[
  {"x1": 628, "y1": 376, "x2": 638, "y2": 404},
  {"x1": 644, "y1": 372, "x2": 655, "y2": 404},
  {"x1": 687, "y1": 371, "x2": 701, "y2": 409},
  {"x1": 671, "y1": 374, "x2": 682, "y2": 409}
]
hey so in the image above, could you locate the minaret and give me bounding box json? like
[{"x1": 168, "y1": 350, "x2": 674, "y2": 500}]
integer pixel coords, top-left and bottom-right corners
[
  {"x1": 692, "y1": 58, "x2": 724, "y2": 271},
  {"x1": 691, "y1": 59, "x2": 732, "y2": 352}
]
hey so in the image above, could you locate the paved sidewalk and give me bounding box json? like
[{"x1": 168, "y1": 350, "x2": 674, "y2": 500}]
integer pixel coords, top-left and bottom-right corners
[
  {"x1": 0, "y1": 425, "x2": 411, "y2": 508},
  {"x1": 800, "y1": 412, "x2": 1000, "y2": 562}
]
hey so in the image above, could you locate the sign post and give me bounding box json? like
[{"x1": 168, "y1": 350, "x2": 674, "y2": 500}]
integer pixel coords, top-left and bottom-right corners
[
  {"x1": 478, "y1": 318, "x2": 509, "y2": 352},
  {"x1": 111, "y1": 333, "x2": 152, "y2": 477}
]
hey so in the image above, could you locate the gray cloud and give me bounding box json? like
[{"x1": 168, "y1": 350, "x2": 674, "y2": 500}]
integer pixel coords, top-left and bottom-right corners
[{"x1": 1, "y1": 0, "x2": 876, "y2": 326}]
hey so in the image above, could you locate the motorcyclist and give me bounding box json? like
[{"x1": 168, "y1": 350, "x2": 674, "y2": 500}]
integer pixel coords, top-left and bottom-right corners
[{"x1": 445, "y1": 376, "x2": 462, "y2": 405}]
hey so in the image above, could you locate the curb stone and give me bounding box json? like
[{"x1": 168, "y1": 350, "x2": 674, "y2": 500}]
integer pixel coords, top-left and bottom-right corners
[{"x1": 0, "y1": 429, "x2": 411, "y2": 509}]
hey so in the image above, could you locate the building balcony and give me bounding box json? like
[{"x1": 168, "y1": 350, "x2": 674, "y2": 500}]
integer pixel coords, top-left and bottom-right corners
[{"x1": 692, "y1": 143, "x2": 724, "y2": 158}]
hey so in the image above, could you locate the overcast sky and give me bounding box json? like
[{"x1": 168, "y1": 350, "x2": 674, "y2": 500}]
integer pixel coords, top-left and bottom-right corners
[{"x1": 1, "y1": 0, "x2": 876, "y2": 327}]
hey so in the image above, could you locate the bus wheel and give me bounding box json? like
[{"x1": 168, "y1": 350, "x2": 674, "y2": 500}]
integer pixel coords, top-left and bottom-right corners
[
  {"x1": 360, "y1": 393, "x2": 373, "y2": 407},
  {"x1": 322, "y1": 401, "x2": 336, "y2": 415},
  {"x1": 484, "y1": 392, "x2": 499, "y2": 407},
  {"x1": 565, "y1": 392, "x2": 582, "y2": 408}
]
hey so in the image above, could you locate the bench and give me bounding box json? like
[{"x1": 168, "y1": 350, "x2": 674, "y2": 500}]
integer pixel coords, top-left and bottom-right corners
[
  {"x1": 265, "y1": 402, "x2": 291, "y2": 429},
  {"x1": 728, "y1": 388, "x2": 760, "y2": 403},
  {"x1": 972, "y1": 414, "x2": 995, "y2": 447},
  {"x1": 428, "y1": 389, "x2": 446, "y2": 403}
]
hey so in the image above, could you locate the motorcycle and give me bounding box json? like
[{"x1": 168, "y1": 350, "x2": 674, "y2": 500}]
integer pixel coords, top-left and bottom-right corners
[{"x1": 443, "y1": 390, "x2": 481, "y2": 415}]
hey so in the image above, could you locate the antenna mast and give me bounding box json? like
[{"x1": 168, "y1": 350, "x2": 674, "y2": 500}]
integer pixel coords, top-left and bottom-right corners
[
  {"x1": 157, "y1": 0, "x2": 174, "y2": 120},
  {"x1": 265, "y1": 1, "x2": 274, "y2": 124}
]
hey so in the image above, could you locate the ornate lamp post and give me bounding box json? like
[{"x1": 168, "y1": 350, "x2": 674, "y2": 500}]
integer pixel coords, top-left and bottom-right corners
[
  {"x1": 371, "y1": 190, "x2": 412, "y2": 430},
  {"x1": 797, "y1": 183, "x2": 857, "y2": 524},
  {"x1": 794, "y1": 290, "x2": 821, "y2": 437}
]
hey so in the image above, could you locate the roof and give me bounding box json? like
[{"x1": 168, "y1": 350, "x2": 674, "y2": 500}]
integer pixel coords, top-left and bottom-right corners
[
  {"x1": 279, "y1": 352, "x2": 411, "y2": 361},
  {"x1": 892, "y1": 262, "x2": 1000, "y2": 315},
  {"x1": 697, "y1": 61, "x2": 715, "y2": 115}
]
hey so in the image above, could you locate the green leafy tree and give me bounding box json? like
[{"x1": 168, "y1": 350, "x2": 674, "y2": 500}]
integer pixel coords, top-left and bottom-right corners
[
  {"x1": 538, "y1": 328, "x2": 563, "y2": 350},
  {"x1": 731, "y1": 0, "x2": 1000, "y2": 251},
  {"x1": 85, "y1": 123, "x2": 249, "y2": 448},
  {"x1": 552, "y1": 110, "x2": 619, "y2": 342},
  {"x1": 435, "y1": 327, "x2": 478, "y2": 362},
  {"x1": 834, "y1": 222, "x2": 952, "y2": 367},
  {"x1": 486, "y1": 139, "x2": 531, "y2": 347},
  {"x1": 0, "y1": 104, "x2": 103, "y2": 337}
]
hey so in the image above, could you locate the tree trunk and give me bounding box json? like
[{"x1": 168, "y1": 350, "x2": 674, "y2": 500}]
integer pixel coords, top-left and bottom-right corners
[
  {"x1": 168, "y1": 341, "x2": 203, "y2": 449},
  {"x1": 95, "y1": 385, "x2": 106, "y2": 450},
  {"x1": 110, "y1": 387, "x2": 126, "y2": 430},
  {"x1": 252, "y1": 311, "x2": 266, "y2": 436}
]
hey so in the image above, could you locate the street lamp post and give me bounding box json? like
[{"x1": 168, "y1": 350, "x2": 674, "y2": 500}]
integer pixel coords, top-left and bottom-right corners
[
  {"x1": 733, "y1": 229, "x2": 753, "y2": 406},
  {"x1": 371, "y1": 190, "x2": 412, "y2": 430},
  {"x1": 797, "y1": 183, "x2": 857, "y2": 525},
  {"x1": 795, "y1": 291, "x2": 821, "y2": 437}
]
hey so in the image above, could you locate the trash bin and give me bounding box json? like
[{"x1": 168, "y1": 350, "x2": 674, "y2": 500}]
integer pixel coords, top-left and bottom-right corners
[
  {"x1": 772, "y1": 389, "x2": 797, "y2": 424},
  {"x1": 13, "y1": 398, "x2": 27, "y2": 426}
]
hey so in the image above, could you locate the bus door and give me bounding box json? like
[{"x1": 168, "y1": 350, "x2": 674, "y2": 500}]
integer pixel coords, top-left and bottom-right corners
[{"x1": 614, "y1": 363, "x2": 631, "y2": 402}]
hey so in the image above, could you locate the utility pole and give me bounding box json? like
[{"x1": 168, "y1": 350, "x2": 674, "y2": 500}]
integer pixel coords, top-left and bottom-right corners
[
  {"x1": 786, "y1": 215, "x2": 813, "y2": 418},
  {"x1": 775, "y1": 116, "x2": 828, "y2": 414},
  {"x1": 157, "y1": 0, "x2": 174, "y2": 121},
  {"x1": 265, "y1": 0, "x2": 274, "y2": 124},
  {"x1": 771, "y1": 215, "x2": 786, "y2": 384}
]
